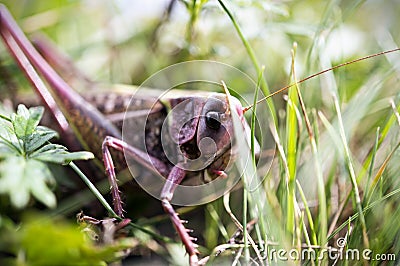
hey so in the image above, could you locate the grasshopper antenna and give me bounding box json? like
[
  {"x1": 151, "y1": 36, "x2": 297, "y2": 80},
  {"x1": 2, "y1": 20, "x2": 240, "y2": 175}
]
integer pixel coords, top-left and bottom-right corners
[{"x1": 242, "y1": 47, "x2": 400, "y2": 113}]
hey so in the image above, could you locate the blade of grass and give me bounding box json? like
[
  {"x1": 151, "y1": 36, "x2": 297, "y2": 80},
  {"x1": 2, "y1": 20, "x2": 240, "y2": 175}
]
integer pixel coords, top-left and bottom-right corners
[
  {"x1": 285, "y1": 45, "x2": 299, "y2": 237},
  {"x1": 223, "y1": 193, "x2": 263, "y2": 265},
  {"x1": 357, "y1": 83, "x2": 400, "y2": 183},
  {"x1": 249, "y1": 73, "x2": 269, "y2": 257},
  {"x1": 291, "y1": 44, "x2": 328, "y2": 247},
  {"x1": 363, "y1": 127, "x2": 380, "y2": 203},
  {"x1": 206, "y1": 203, "x2": 229, "y2": 242},
  {"x1": 296, "y1": 180, "x2": 318, "y2": 245},
  {"x1": 390, "y1": 99, "x2": 400, "y2": 126},
  {"x1": 366, "y1": 141, "x2": 400, "y2": 205},
  {"x1": 241, "y1": 65, "x2": 264, "y2": 262},
  {"x1": 222, "y1": 80, "x2": 264, "y2": 265},
  {"x1": 328, "y1": 186, "x2": 400, "y2": 241},
  {"x1": 332, "y1": 94, "x2": 369, "y2": 248},
  {"x1": 298, "y1": 210, "x2": 316, "y2": 266},
  {"x1": 217, "y1": 0, "x2": 277, "y2": 126}
]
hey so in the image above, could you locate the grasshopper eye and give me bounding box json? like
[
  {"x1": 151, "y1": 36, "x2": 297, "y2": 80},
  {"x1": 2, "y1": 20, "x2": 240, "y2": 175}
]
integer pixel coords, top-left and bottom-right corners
[{"x1": 205, "y1": 111, "x2": 221, "y2": 130}]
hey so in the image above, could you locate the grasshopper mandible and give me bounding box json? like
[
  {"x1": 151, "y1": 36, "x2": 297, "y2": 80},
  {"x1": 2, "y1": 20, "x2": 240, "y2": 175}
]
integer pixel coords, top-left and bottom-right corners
[{"x1": 0, "y1": 5, "x2": 259, "y2": 265}]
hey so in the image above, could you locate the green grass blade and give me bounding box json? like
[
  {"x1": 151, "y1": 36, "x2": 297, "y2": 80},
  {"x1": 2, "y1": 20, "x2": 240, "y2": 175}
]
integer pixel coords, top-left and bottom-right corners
[
  {"x1": 364, "y1": 127, "x2": 380, "y2": 203},
  {"x1": 296, "y1": 180, "x2": 318, "y2": 245},
  {"x1": 285, "y1": 45, "x2": 299, "y2": 236},
  {"x1": 217, "y1": 0, "x2": 277, "y2": 126},
  {"x1": 333, "y1": 95, "x2": 369, "y2": 248}
]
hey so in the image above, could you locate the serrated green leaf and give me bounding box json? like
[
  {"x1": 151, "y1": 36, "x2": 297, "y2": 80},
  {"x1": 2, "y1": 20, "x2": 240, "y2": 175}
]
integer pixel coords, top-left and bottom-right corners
[
  {"x1": 0, "y1": 120, "x2": 22, "y2": 155},
  {"x1": 29, "y1": 143, "x2": 68, "y2": 157},
  {"x1": 0, "y1": 113, "x2": 12, "y2": 123},
  {"x1": 11, "y1": 105, "x2": 29, "y2": 139},
  {"x1": 0, "y1": 137, "x2": 20, "y2": 158},
  {"x1": 26, "y1": 106, "x2": 45, "y2": 134},
  {"x1": 33, "y1": 151, "x2": 94, "y2": 165},
  {"x1": 15, "y1": 104, "x2": 30, "y2": 119},
  {"x1": 25, "y1": 130, "x2": 59, "y2": 154},
  {"x1": 12, "y1": 105, "x2": 44, "y2": 139},
  {"x1": 36, "y1": 125, "x2": 58, "y2": 134}
]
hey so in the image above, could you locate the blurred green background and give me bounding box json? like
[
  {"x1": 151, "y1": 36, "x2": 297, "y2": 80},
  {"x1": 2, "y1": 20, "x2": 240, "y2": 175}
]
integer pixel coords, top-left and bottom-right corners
[{"x1": 2, "y1": 0, "x2": 399, "y2": 94}]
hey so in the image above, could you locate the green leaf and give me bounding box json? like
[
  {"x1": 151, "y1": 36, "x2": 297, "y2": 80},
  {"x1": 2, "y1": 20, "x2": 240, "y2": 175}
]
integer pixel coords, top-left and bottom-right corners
[
  {"x1": 26, "y1": 160, "x2": 56, "y2": 208},
  {"x1": 0, "y1": 120, "x2": 22, "y2": 155},
  {"x1": 0, "y1": 104, "x2": 95, "y2": 210},
  {"x1": 29, "y1": 143, "x2": 68, "y2": 157},
  {"x1": 20, "y1": 216, "x2": 104, "y2": 265},
  {"x1": 25, "y1": 127, "x2": 59, "y2": 154},
  {"x1": 29, "y1": 142, "x2": 94, "y2": 164},
  {"x1": 11, "y1": 105, "x2": 30, "y2": 139},
  {"x1": 17, "y1": 215, "x2": 137, "y2": 265},
  {"x1": 0, "y1": 113, "x2": 12, "y2": 123},
  {"x1": 33, "y1": 151, "x2": 95, "y2": 165},
  {"x1": 0, "y1": 145, "x2": 15, "y2": 158},
  {"x1": 0, "y1": 156, "x2": 56, "y2": 209},
  {"x1": 11, "y1": 105, "x2": 44, "y2": 139},
  {"x1": 0, "y1": 156, "x2": 29, "y2": 208}
]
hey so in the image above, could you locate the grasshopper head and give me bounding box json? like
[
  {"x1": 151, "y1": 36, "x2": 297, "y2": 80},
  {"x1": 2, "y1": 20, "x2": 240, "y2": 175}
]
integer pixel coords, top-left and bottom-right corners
[
  {"x1": 166, "y1": 92, "x2": 259, "y2": 181},
  {"x1": 164, "y1": 91, "x2": 260, "y2": 182},
  {"x1": 195, "y1": 93, "x2": 260, "y2": 181}
]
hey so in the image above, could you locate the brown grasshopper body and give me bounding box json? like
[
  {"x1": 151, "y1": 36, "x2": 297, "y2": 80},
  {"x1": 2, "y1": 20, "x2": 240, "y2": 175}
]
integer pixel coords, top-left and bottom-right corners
[{"x1": 0, "y1": 5, "x2": 253, "y2": 264}]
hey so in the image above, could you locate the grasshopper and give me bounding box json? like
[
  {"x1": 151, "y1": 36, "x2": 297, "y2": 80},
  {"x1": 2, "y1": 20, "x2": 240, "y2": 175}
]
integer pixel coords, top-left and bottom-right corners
[
  {"x1": 1, "y1": 4, "x2": 400, "y2": 265},
  {"x1": 0, "y1": 5, "x2": 260, "y2": 265}
]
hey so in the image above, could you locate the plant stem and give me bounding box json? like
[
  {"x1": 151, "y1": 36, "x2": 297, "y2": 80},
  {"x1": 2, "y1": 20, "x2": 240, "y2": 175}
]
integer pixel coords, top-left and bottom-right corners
[{"x1": 69, "y1": 162, "x2": 117, "y2": 217}]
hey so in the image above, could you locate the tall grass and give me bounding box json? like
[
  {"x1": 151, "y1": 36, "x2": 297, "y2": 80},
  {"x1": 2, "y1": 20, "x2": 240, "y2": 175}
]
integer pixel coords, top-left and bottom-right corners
[{"x1": 216, "y1": 0, "x2": 400, "y2": 265}]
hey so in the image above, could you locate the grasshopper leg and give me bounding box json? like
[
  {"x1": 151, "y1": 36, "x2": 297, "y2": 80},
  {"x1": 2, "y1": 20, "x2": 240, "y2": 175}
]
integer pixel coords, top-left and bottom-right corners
[
  {"x1": 161, "y1": 166, "x2": 199, "y2": 266},
  {"x1": 102, "y1": 136, "x2": 170, "y2": 216},
  {"x1": 102, "y1": 138, "x2": 124, "y2": 216},
  {"x1": 103, "y1": 137, "x2": 200, "y2": 265}
]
